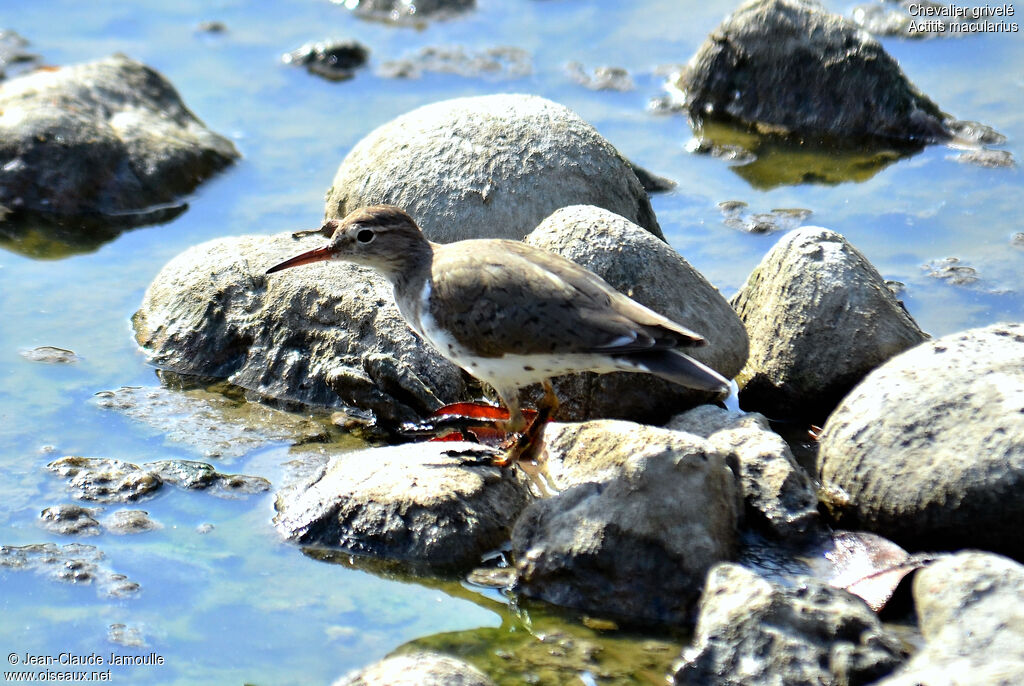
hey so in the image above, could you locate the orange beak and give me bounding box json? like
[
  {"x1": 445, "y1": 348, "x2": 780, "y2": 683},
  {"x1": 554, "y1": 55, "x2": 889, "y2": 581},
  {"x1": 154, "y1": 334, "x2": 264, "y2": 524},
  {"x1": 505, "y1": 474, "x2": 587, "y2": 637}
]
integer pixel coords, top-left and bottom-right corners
[{"x1": 266, "y1": 245, "x2": 334, "y2": 274}]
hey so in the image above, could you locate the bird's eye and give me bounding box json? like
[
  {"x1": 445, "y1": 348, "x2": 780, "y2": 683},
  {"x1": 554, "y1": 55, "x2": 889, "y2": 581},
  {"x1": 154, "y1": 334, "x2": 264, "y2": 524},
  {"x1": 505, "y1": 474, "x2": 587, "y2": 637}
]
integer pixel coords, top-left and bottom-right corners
[{"x1": 356, "y1": 229, "x2": 375, "y2": 244}]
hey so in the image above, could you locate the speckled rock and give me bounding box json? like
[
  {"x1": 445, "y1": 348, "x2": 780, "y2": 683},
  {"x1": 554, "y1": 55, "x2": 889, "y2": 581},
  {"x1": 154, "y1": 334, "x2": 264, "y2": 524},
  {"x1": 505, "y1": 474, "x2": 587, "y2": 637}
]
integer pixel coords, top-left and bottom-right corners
[
  {"x1": 522, "y1": 205, "x2": 748, "y2": 423},
  {"x1": 675, "y1": 0, "x2": 950, "y2": 143},
  {"x1": 817, "y1": 323, "x2": 1024, "y2": 557},
  {"x1": 513, "y1": 420, "x2": 741, "y2": 624},
  {"x1": 668, "y1": 405, "x2": 819, "y2": 538},
  {"x1": 274, "y1": 442, "x2": 533, "y2": 571},
  {"x1": 39, "y1": 504, "x2": 101, "y2": 536},
  {"x1": 732, "y1": 227, "x2": 927, "y2": 421},
  {"x1": 133, "y1": 232, "x2": 466, "y2": 424},
  {"x1": 673, "y1": 563, "x2": 907, "y2": 685},
  {"x1": 333, "y1": 652, "x2": 495, "y2": 686},
  {"x1": 876, "y1": 552, "x2": 1024, "y2": 686},
  {"x1": 324, "y1": 94, "x2": 662, "y2": 242},
  {"x1": 0, "y1": 54, "x2": 237, "y2": 218}
]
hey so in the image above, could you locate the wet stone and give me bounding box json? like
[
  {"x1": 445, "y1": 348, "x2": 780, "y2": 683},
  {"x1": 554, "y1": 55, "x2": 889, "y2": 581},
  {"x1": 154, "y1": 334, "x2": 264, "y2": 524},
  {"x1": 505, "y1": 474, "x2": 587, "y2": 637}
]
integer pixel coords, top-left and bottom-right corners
[
  {"x1": 565, "y1": 62, "x2": 634, "y2": 91},
  {"x1": 283, "y1": 39, "x2": 369, "y2": 81},
  {"x1": 922, "y1": 256, "x2": 979, "y2": 285},
  {"x1": 342, "y1": 0, "x2": 476, "y2": 23},
  {"x1": 19, "y1": 345, "x2": 81, "y2": 364},
  {"x1": 1013, "y1": 232, "x2": 1024, "y2": 248},
  {"x1": 149, "y1": 459, "x2": 270, "y2": 496},
  {"x1": 47, "y1": 457, "x2": 163, "y2": 503},
  {"x1": 954, "y1": 149, "x2": 1015, "y2": 168},
  {"x1": 39, "y1": 504, "x2": 101, "y2": 536},
  {"x1": 334, "y1": 652, "x2": 495, "y2": 686},
  {"x1": 718, "y1": 201, "x2": 812, "y2": 235},
  {"x1": 0, "y1": 542, "x2": 140, "y2": 598},
  {"x1": 102, "y1": 510, "x2": 161, "y2": 535},
  {"x1": 377, "y1": 45, "x2": 530, "y2": 80}
]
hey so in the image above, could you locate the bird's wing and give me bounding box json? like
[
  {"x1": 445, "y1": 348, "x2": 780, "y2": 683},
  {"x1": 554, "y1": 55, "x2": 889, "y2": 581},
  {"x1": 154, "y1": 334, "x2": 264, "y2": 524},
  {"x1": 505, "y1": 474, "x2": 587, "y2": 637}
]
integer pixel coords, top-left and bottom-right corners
[{"x1": 429, "y1": 240, "x2": 705, "y2": 357}]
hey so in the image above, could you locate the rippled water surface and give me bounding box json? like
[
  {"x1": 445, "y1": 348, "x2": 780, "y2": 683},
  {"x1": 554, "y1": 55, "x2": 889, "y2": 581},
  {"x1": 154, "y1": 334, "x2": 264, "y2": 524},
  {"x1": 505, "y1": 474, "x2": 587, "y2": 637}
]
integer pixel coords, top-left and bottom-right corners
[{"x1": 1, "y1": 0, "x2": 1021, "y2": 683}]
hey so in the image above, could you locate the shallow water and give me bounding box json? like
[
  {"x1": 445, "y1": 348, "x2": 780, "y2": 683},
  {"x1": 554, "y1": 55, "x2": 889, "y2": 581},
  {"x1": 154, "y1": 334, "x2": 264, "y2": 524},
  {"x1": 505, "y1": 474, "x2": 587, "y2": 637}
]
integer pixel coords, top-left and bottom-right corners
[{"x1": 0, "y1": 0, "x2": 1021, "y2": 683}]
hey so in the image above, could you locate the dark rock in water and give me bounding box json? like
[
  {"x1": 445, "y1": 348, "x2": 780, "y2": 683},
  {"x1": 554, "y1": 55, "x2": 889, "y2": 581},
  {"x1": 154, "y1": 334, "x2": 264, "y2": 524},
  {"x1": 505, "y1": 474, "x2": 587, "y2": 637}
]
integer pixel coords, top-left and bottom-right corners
[
  {"x1": 39, "y1": 504, "x2": 101, "y2": 536},
  {"x1": 283, "y1": 39, "x2": 369, "y2": 82},
  {"x1": 377, "y1": 45, "x2": 530, "y2": 80},
  {"x1": 46, "y1": 455, "x2": 268, "y2": 503},
  {"x1": 673, "y1": 563, "x2": 907, "y2": 685},
  {"x1": 325, "y1": 94, "x2": 662, "y2": 242},
  {"x1": 0, "y1": 54, "x2": 238, "y2": 219},
  {"x1": 565, "y1": 62, "x2": 634, "y2": 91},
  {"x1": 133, "y1": 233, "x2": 467, "y2": 424},
  {"x1": 0, "y1": 29, "x2": 40, "y2": 80},
  {"x1": 196, "y1": 20, "x2": 227, "y2": 34},
  {"x1": 676, "y1": 0, "x2": 950, "y2": 144},
  {"x1": 342, "y1": 0, "x2": 475, "y2": 23},
  {"x1": 0, "y1": 542, "x2": 140, "y2": 597},
  {"x1": 19, "y1": 345, "x2": 80, "y2": 364},
  {"x1": 875, "y1": 552, "x2": 1024, "y2": 685},
  {"x1": 524, "y1": 205, "x2": 748, "y2": 423},
  {"x1": 818, "y1": 323, "x2": 1024, "y2": 557},
  {"x1": 667, "y1": 406, "x2": 820, "y2": 539},
  {"x1": 512, "y1": 420, "x2": 741, "y2": 625},
  {"x1": 333, "y1": 652, "x2": 495, "y2": 686},
  {"x1": 732, "y1": 227, "x2": 927, "y2": 422},
  {"x1": 275, "y1": 441, "x2": 533, "y2": 572},
  {"x1": 102, "y1": 510, "x2": 161, "y2": 535}
]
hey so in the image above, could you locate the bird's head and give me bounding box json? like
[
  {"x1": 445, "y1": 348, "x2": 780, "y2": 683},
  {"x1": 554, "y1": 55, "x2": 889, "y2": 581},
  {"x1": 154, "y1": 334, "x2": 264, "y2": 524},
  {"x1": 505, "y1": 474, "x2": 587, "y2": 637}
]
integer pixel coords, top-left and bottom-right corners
[{"x1": 266, "y1": 205, "x2": 432, "y2": 283}]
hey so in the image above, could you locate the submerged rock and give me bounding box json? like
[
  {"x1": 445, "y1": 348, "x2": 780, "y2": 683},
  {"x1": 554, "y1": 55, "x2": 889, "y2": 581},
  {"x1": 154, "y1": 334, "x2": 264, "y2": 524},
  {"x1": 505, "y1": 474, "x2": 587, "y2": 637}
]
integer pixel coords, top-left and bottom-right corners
[
  {"x1": 818, "y1": 323, "x2": 1024, "y2": 557},
  {"x1": 274, "y1": 441, "x2": 533, "y2": 571},
  {"x1": 876, "y1": 552, "x2": 1024, "y2": 685},
  {"x1": 0, "y1": 542, "x2": 140, "y2": 597},
  {"x1": 377, "y1": 45, "x2": 530, "y2": 80},
  {"x1": 283, "y1": 39, "x2": 369, "y2": 81},
  {"x1": 0, "y1": 54, "x2": 238, "y2": 218},
  {"x1": 667, "y1": 405, "x2": 819, "y2": 538},
  {"x1": 47, "y1": 456, "x2": 268, "y2": 503},
  {"x1": 0, "y1": 29, "x2": 40, "y2": 80},
  {"x1": 512, "y1": 420, "x2": 741, "y2": 624},
  {"x1": 19, "y1": 345, "x2": 80, "y2": 364},
  {"x1": 676, "y1": 0, "x2": 950, "y2": 143},
  {"x1": 341, "y1": 0, "x2": 475, "y2": 23},
  {"x1": 673, "y1": 563, "x2": 907, "y2": 685},
  {"x1": 102, "y1": 510, "x2": 161, "y2": 535},
  {"x1": 324, "y1": 94, "x2": 662, "y2": 242},
  {"x1": 133, "y1": 233, "x2": 467, "y2": 424},
  {"x1": 731, "y1": 227, "x2": 927, "y2": 421},
  {"x1": 39, "y1": 504, "x2": 101, "y2": 536},
  {"x1": 523, "y1": 205, "x2": 748, "y2": 423},
  {"x1": 333, "y1": 652, "x2": 495, "y2": 686},
  {"x1": 565, "y1": 62, "x2": 634, "y2": 91}
]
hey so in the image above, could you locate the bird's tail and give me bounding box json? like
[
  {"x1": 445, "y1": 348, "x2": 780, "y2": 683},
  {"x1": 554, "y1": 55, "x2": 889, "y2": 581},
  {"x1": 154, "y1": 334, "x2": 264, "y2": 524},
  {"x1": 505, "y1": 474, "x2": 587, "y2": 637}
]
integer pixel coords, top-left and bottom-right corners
[{"x1": 623, "y1": 350, "x2": 731, "y2": 395}]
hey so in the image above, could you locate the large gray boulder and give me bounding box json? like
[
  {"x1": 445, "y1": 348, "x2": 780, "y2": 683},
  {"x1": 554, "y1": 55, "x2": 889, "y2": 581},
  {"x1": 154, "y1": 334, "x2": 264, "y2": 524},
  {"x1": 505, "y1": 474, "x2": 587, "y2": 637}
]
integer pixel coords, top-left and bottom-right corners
[
  {"x1": 324, "y1": 94, "x2": 662, "y2": 242},
  {"x1": 523, "y1": 205, "x2": 748, "y2": 423},
  {"x1": 0, "y1": 54, "x2": 237, "y2": 218},
  {"x1": 876, "y1": 552, "x2": 1024, "y2": 686},
  {"x1": 275, "y1": 442, "x2": 533, "y2": 571},
  {"x1": 133, "y1": 232, "x2": 467, "y2": 424},
  {"x1": 732, "y1": 227, "x2": 927, "y2": 421},
  {"x1": 667, "y1": 405, "x2": 819, "y2": 538},
  {"x1": 673, "y1": 563, "x2": 907, "y2": 685},
  {"x1": 333, "y1": 652, "x2": 494, "y2": 686},
  {"x1": 513, "y1": 420, "x2": 741, "y2": 624},
  {"x1": 675, "y1": 0, "x2": 950, "y2": 143},
  {"x1": 817, "y1": 323, "x2": 1024, "y2": 557}
]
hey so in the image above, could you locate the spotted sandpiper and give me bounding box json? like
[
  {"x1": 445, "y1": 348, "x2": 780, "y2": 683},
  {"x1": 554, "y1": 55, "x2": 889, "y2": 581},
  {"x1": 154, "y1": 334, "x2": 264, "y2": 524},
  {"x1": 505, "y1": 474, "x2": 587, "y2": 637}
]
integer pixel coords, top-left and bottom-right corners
[{"x1": 267, "y1": 205, "x2": 730, "y2": 462}]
